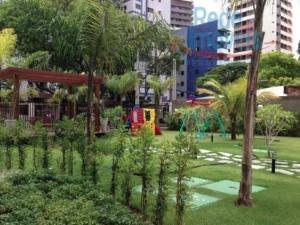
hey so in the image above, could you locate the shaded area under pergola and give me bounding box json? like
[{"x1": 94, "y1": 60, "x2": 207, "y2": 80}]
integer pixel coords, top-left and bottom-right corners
[{"x1": 0, "y1": 67, "x2": 103, "y2": 131}]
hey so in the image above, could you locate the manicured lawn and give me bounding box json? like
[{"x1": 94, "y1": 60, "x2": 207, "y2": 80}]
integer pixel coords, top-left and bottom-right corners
[{"x1": 0, "y1": 130, "x2": 299, "y2": 225}]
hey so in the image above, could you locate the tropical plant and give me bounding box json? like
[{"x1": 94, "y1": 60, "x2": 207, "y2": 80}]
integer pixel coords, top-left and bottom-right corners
[
  {"x1": 172, "y1": 133, "x2": 193, "y2": 225},
  {"x1": 154, "y1": 142, "x2": 171, "y2": 225},
  {"x1": 134, "y1": 126, "x2": 155, "y2": 221},
  {"x1": 120, "y1": 148, "x2": 135, "y2": 206},
  {"x1": 0, "y1": 123, "x2": 14, "y2": 170},
  {"x1": 148, "y1": 76, "x2": 175, "y2": 124},
  {"x1": 199, "y1": 77, "x2": 276, "y2": 140},
  {"x1": 12, "y1": 120, "x2": 29, "y2": 170},
  {"x1": 105, "y1": 71, "x2": 139, "y2": 105},
  {"x1": 35, "y1": 123, "x2": 50, "y2": 170},
  {"x1": 256, "y1": 105, "x2": 297, "y2": 157},
  {"x1": 199, "y1": 78, "x2": 247, "y2": 140},
  {"x1": 110, "y1": 124, "x2": 128, "y2": 197}
]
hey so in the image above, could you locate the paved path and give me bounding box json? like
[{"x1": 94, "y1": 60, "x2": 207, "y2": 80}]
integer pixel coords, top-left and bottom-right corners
[{"x1": 198, "y1": 149, "x2": 300, "y2": 178}]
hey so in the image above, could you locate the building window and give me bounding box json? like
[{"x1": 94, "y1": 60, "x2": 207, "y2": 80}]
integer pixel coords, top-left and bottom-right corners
[
  {"x1": 181, "y1": 81, "x2": 184, "y2": 86},
  {"x1": 147, "y1": 7, "x2": 154, "y2": 13},
  {"x1": 181, "y1": 92, "x2": 184, "y2": 97},
  {"x1": 181, "y1": 71, "x2": 184, "y2": 76},
  {"x1": 135, "y1": 4, "x2": 141, "y2": 9}
]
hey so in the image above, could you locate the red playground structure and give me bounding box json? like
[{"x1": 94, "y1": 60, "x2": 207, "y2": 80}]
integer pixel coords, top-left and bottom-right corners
[{"x1": 128, "y1": 108, "x2": 162, "y2": 135}]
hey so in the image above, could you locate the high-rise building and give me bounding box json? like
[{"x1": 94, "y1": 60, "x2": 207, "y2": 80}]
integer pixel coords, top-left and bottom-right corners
[
  {"x1": 170, "y1": 0, "x2": 193, "y2": 28},
  {"x1": 122, "y1": 0, "x2": 171, "y2": 24},
  {"x1": 233, "y1": 0, "x2": 293, "y2": 62},
  {"x1": 174, "y1": 20, "x2": 231, "y2": 98}
]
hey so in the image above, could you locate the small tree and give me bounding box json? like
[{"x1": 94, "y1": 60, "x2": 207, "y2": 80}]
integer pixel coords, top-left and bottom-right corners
[
  {"x1": 256, "y1": 104, "x2": 297, "y2": 157},
  {"x1": 32, "y1": 122, "x2": 44, "y2": 171},
  {"x1": 148, "y1": 76, "x2": 175, "y2": 125},
  {"x1": 120, "y1": 148, "x2": 135, "y2": 206},
  {"x1": 154, "y1": 142, "x2": 171, "y2": 225},
  {"x1": 0, "y1": 123, "x2": 14, "y2": 170},
  {"x1": 13, "y1": 120, "x2": 28, "y2": 170},
  {"x1": 134, "y1": 126, "x2": 155, "y2": 221},
  {"x1": 35, "y1": 124, "x2": 50, "y2": 170},
  {"x1": 173, "y1": 133, "x2": 192, "y2": 225},
  {"x1": 111, "y1": 124, "x2": 128, "y2": 197}
]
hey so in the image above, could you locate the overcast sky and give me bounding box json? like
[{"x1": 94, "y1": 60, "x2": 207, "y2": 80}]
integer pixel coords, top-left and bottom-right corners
[{"x1": 193, "y1": 0, "x2": 300, "y2": 57}]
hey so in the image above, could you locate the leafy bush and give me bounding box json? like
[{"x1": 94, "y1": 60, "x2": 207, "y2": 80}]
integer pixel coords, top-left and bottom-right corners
[
  {"x1": 165, "y1": 113, "x2": 182, "y2": 131},
  {"x1": 1, "y1": 172, "x2": 143, "y2": 225}
]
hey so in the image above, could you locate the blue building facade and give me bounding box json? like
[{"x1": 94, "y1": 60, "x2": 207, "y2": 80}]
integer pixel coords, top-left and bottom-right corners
[{"x1": 186, "y1": 20, "x2": 230, "y2": 96}]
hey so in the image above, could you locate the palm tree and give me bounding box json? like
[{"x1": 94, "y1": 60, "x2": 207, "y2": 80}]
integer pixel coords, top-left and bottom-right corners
[
  {"x1": 227, "y1": 0, "x2": 269, "y2": 207},
  {"x1": 148, "y1": 76, "x2": 175, "y2": 125},
  {"x1": 199, "y1": 77, "x2": 247, "y2": 140},
  {"x1": 105, "y1": 71, "x2": 139, "y2": 105},
  {"x1": 80, "y1": 0, "x2": 125, "y2": 144},
  {"x1": 199, "y1": 77, "x2": 275, "y2": 141}
]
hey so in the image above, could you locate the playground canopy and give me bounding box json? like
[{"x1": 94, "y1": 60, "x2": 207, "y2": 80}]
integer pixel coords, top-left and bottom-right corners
[{"x1": 0, "y1": 67, "x2": 104, "y2": 131}]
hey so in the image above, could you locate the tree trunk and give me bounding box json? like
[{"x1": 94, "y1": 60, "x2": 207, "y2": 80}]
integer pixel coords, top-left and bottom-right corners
[
  {"x1": 236, "y1": 0, "x2": 266, "y2": 207},
  {"x1": 111, "y1": 156, "x2": 117, "y2": 197},
  {"x1": 87, "y1": 67, "x2": 94, "y2": 144},
  {"x1": 230, "y1": 114, "x2": 237, "y2": 140},
  {"x1": 61, "y1": 147, "x2": 66, "y2": 173},
  {"x1": 68, "y1": 144, "x2": 73, "y2": 176},
  {"x1": 33, "y1": 146, "x2": 37, "y2": 170},
  {"x1": 18, "y1": 146, "x2": 25, "y2": 170},
  {"x1": 141, "y1": 175, "x2": 148, "y2": 221},
  {"x1": 42, "y1": 146, "x2": 49, "y2": 169},
  {"x1": 176, "y1": 171, "x2": 184, "y2": 225},
  {"x1": 155, "y1": 93, "x2": 160, "y2": 125},
  {"x1": 5, "y1": 146, "x2": 12, "y2": 170}
]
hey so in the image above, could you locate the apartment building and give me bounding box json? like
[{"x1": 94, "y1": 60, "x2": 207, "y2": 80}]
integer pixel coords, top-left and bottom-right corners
[
  {"x1": 233, "y1": 0, "x2": 293, "y2": 62},
  {"x1": 122, "y1": 0, "x2": 171, "y2": 24},
  {"x1": 170, "y1": 0, "x2": 193, "y2": 28},
  {"x1": 174, "y1": 20, "x2": 231, "y2": 98}
]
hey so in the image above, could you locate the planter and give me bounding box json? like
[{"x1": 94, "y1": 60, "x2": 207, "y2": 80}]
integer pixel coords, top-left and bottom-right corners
[
  {"x1": 100, "y1": 117, "x2": 109, "y2": 132},
  {"x1": 5, "y1": 119, "x2": 16, "y2": 127}
]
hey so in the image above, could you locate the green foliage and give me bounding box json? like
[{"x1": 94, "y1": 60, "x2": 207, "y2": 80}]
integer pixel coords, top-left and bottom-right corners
[
  {"x1": 256, "y1": 104, "x2": 297, "y2": 155},
  {"x1": 154, "y1": 142, "x2": 171, "y2": 225},
  {"x1": 33, "y1": 122, "x2": 50, "y2": 169},
  {"x1": 196, "y1": 62, "x2": 248, "y2": 87},
  {"x1": 106, "y1": 71, "x2": 139, "y2": 104},
  {"x1": 172, "y1": 133, "x2": 194, "y2": 225},
  {"x1": 119, "y1": 148, "x2": 135, "y2": 206},
  {"x1": 0, "y1": 0, "x2": 83, "y2": 71},
  {"x1": 103, "y1": 106, "x2": 125, "y2": 128},
  {"x1": 111, "y1": 125, "x2": 128, "y2": 197},
  {"x1": 12, "y1": 120, "x2": 29, "y2": 170},
  {"x1": 0, "y1": 172, "x2": 143, "y2": 225},
  {"x1": 0, "y1": 122, "x2": 15, "y2": 170},
  {"x1": 0, "y1": 28, "x2": 17, "y2": 66},
  {"x1": 268, "y1": 77, "x2": 300, "y2": 87},
  {"x1": 134, "y1": 126, "x2": 155, "y2": 220},
  {"x1": 165, "y1": 113, "x2": 182, "y2": 131},
  {"x1": 54, "y1": 117, "x2": 85, "y2": 175},
  {"x1": 259, "y1": 52, "x2": 300, "y2": 87}
]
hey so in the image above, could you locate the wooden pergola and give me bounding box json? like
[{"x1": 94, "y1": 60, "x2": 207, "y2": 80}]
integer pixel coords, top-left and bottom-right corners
[{"x1": 0, "y1": 67, "x2": 104, "y2": 131}]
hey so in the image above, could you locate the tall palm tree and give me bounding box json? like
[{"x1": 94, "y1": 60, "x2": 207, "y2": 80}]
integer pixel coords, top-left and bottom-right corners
[
  {"x1": 199, "y1": 77, "x2": 275, "y2": 141},
  {"x1": 148, "y1": 76, "x2": 175, "y2": 125},
  {"x1": 105, "y1": 71, "x2": 139, "y2": 105},
  {"x1": 80, "y1": 0, "x2": 124, "y2": 144},
  {"x1": 227, "y1": 0, "x2": 268, "y2": 207}
]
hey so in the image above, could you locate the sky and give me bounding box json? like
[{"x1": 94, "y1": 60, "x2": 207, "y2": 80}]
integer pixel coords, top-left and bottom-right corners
[{"x1": 193, "y1": 0, "x2": 300, "y2": 57}]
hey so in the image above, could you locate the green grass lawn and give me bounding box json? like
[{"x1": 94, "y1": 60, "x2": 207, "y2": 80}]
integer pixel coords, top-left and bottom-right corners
[{"x1": 0, "y1": 130, "x2": 300, "y2": 225}]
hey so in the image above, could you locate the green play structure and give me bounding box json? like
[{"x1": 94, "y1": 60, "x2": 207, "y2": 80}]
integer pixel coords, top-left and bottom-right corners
[{"x1": 179, "y1": 107, "x2": 226, "y2": 139}]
